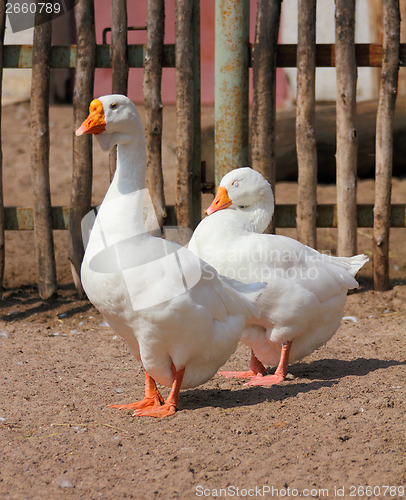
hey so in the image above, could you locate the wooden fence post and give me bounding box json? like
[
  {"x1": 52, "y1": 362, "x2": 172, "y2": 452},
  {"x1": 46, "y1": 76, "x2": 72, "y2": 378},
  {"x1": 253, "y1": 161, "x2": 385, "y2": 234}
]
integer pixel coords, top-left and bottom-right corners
[
  {"x1": 69, "y1": 0, "x2": 96, "y2": 297},
  {"x1": 296, "y1": 0, "x2": 317, "y2": 248},
  {"x1": 335, "y1": 0, "x2": 358, "y2": 257},
  {"x1": 109, "y1": 0, "x2": 129, "y2": 180},
  {"x1": 191, "y1": 0, "x2": 201, "y2": 227},
  {"x1": 251, "y1": 0, "x2": 282, "y2": 234},
  {"x1": 369, "y1": 0, "x2": 384, "y2": 96},
  {"x1": 175, "y1": 0, "x2": 198, "y2": 229},
  {"x1": 144, "y1": 0, "x2": 166, "y2": 228},
  {"x1": 0, "y1": 3, "x2": 5, "y2": 297},
  {"x1": 373, "y1": 0, "x2": 400, "y2": 291},
  {"x1": 399, "y1": 1, "x2": 406, "y2": 96},
  {"x1": 30, "y1": 7, "x2": 57, "y2": 300}
]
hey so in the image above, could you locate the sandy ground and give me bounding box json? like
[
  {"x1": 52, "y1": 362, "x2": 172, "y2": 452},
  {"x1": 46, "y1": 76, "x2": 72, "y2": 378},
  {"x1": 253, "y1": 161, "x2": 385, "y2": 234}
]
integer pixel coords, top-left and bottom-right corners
[{"x1": 0, "y1": 102, "x2": 405, "y2": 499}]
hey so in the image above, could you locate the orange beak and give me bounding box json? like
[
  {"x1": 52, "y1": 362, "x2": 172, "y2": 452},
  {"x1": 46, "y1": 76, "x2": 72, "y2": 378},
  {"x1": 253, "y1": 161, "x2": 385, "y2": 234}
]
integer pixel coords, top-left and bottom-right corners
[
  {"x1": 206, "y1": 186, "x2": 232, "y2": 215},
  {"x1": 75, "y1": 99, "x2": 106, "y2": 136}
]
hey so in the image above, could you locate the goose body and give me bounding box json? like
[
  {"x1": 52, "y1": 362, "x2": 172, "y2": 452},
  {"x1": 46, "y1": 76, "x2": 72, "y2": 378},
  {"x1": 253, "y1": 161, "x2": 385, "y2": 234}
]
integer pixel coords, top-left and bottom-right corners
[
  {"x1": 188, "y1": 167, "x2": 368, "y2": 385},
  {"x1": 77, "y1": 97, "x2": 264, "y2": 415}
]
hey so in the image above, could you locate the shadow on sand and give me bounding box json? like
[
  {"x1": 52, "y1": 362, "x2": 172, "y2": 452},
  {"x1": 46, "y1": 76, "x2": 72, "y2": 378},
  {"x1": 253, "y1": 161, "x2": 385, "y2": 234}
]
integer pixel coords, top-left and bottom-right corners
[{"x1": 179, "y1": 357, "x2": 405, "y2": 411}]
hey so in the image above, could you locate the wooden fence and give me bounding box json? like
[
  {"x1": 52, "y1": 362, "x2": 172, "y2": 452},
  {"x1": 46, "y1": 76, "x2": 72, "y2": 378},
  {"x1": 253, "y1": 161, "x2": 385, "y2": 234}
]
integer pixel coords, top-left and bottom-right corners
[{"x1": 0, "y1": 0, "x2": 404, "y2": 300}]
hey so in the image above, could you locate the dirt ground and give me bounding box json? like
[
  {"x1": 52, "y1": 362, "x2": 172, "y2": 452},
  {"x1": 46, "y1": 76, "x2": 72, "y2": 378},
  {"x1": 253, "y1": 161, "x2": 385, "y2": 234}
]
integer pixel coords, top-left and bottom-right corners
[{"x1": 0, "y1": 102, "x2": 405, "y2": 499}]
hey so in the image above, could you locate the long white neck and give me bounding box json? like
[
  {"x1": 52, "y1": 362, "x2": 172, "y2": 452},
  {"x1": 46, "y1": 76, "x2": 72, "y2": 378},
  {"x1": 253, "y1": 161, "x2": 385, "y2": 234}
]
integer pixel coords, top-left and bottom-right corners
[
  {"x1": 106, "y1": 133, "x2": 146, "y2": 198},
  {"x1": 99, "y1": 133, "x2": 147, "y2": 238}
]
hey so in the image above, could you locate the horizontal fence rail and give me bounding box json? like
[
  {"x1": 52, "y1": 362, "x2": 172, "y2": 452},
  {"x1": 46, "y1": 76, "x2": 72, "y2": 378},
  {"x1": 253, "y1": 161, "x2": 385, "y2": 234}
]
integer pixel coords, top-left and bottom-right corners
[
  {"x1": 4, "y1": 205, "x2": 405, "y2": 230},
  {"x1": 3, "y1": 44, "x2": 175, "y2": 68},
  {"x1": 3, "y1": 43, "x2": 406, "y2": 69}
]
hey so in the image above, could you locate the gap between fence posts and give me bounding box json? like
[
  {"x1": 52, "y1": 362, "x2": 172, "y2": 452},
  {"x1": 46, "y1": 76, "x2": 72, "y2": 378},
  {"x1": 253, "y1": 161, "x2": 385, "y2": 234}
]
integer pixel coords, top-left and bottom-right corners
[
  {"x1": 109, "y1": 0, "x2": 129, "y2": 181},
  {"x1": 30, "y1": 10, "x2": 57, "y2": 300},
  {"x1": 144, "y1": 0, "x2": 166, "y2": 228},
  {"x1": 296, "y1": 0, "x2": 317, "y2": 249},
  {"x1": 373, "y1": 0, "x2": 400, "y2": 291},
  {"x1": 69, "y1": 0, "x2": 96, "y2": 297},
  {"x1": 335, "y1": 0, "x2": 358, "y2": 257},
  {"x1": 0, "y1": 4, "x2": 5, "y2": 297}
]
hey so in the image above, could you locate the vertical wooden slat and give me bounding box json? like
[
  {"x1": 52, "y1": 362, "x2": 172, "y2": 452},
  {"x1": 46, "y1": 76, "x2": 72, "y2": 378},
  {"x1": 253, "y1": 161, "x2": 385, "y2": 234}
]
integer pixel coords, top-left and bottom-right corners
[
  {"x1": 251, "y1": 0, "x2": 282, "y2": 234},
  {"x1": 191, "y1": 0, "x2": 201, "y2": 227},
  {"x1": 144, "y1": 0, "x2": 166, "y2": 228},
  {"x1": 30, "y1": 5, "x2": 57, "y2": 300},
  {"x1": 296, "y1": 0, "x2": 317, "y2": 248},
  {"x1": 369, "y1": 0, "x2": 384, "y2": 96},
  {"x1": 175, "y1": 0, "x2": 195, "y2": 228},
  {"x1": 69, "y1": 0, "x2": 96, "y2": 297},
  {"x1": 109, "y1": 0, "x2": 129, "y2": 180},
  {"x1": 399, "y1": 1, "x2": 406, "y2": 96},
  {"x1": 335, "y1": 0, "x2": 358, "y2": 256},
  {"x1": 373, "y1": 0, "x2": 400, "y2": 291},
  {"x1": 111, "y1": 0, "x2": 129, "y2": 93},
  {"x1": 0, "y1": 3, "x2": 5, "y2": 296}
]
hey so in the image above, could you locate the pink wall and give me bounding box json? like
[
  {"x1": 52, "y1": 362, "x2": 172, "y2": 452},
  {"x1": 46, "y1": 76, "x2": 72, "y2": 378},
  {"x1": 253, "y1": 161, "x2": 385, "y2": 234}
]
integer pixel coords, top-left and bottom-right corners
[{"x1": 94, "y1": 0, "x2": 288, "y2": 106}]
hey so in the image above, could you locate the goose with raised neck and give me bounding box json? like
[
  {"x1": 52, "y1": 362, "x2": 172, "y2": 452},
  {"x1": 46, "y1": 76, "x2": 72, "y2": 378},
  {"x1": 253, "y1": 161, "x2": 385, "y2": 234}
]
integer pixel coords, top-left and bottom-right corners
[{"x1": 76, "y1": 95, "x2": 265, "y2": 417}]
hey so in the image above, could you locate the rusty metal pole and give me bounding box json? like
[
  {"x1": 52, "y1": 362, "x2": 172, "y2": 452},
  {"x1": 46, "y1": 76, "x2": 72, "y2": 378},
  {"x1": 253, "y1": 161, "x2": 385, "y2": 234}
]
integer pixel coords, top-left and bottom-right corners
[{"x1": 215, "y1": 0, "x2": 249, "y2": 186}]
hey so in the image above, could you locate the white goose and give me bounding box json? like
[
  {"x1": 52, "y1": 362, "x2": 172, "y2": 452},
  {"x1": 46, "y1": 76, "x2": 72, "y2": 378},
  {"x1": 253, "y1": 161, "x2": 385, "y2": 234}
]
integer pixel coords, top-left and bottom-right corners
[
  {"x1": 188, "y1": 167, "x2": 368, "y2": 385},
  {"x1": 76, "y1": 96, "x2": 264, "y2": 417}
]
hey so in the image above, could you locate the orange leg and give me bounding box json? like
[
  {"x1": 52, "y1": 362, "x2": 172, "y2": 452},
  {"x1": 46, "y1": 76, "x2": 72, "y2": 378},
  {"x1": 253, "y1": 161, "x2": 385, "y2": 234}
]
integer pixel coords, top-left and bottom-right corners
[
  {"x1": 109, "y1": 371, "x2": 164, "y2": 413},
  {"x1": 245, "y1": 341, "x2": 292, "y2": 386},
  {"x1": 133, "y1": 364, "x2": 185, "y2": 418},
  {"x1": 219, "y1": 349, "x2": 268, "y2": 379}
]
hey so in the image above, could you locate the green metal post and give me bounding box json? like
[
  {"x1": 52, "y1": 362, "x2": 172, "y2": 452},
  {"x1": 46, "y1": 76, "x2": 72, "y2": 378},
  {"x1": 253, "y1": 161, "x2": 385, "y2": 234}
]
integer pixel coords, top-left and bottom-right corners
[{"x1": 214, "y1": 0, "x2": 249, "y2": 186}]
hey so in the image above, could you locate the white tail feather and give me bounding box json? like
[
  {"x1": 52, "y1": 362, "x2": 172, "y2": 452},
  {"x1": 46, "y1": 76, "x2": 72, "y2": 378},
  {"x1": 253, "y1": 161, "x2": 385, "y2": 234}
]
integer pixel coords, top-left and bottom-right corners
[{"x1": 333, "y1": 254, "x2": 369, "y2": 277}]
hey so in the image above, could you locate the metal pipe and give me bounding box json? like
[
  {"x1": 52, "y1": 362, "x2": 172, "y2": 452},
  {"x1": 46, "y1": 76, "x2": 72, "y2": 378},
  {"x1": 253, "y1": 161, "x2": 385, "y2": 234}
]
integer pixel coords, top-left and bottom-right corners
[{"x1": 214, "y1": 0, "x2": 249, "y2": 186}]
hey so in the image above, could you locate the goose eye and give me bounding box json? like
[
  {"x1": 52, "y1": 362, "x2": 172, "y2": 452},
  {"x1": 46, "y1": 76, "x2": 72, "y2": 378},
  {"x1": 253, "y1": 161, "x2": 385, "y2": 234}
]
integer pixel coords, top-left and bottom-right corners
[
  {"x1": 232, "y1": 180, "x2": 239, "y2": 188},
  {"x1": 238, "y1": 205, "x2": 248, "y2": 209},
  {"x1": 110, "y1": 103, "x2": 118, "y2": 110}
]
